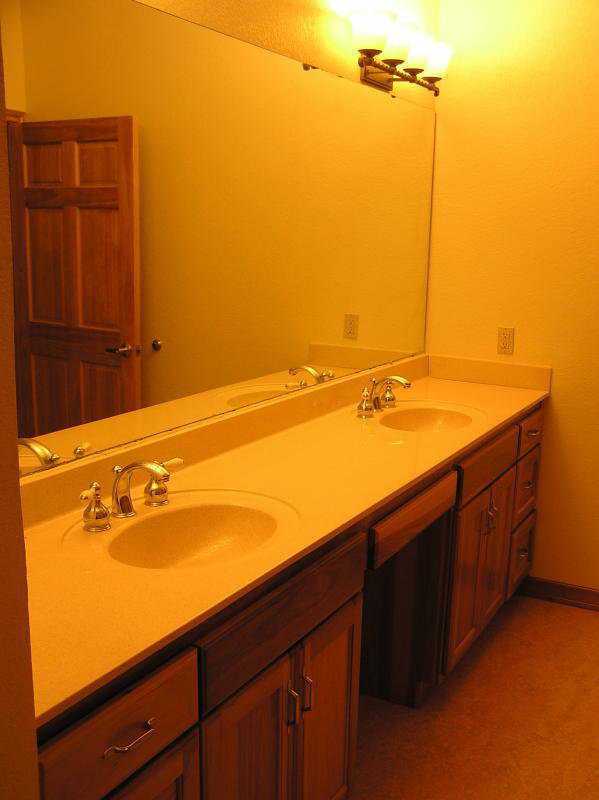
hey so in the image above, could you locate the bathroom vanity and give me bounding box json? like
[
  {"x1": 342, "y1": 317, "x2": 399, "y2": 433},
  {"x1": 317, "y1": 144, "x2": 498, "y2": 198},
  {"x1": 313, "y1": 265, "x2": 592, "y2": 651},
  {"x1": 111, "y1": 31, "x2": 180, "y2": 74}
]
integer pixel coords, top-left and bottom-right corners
[{"x1": 26, "y1": 361, "x2": 548, "y2": 800}]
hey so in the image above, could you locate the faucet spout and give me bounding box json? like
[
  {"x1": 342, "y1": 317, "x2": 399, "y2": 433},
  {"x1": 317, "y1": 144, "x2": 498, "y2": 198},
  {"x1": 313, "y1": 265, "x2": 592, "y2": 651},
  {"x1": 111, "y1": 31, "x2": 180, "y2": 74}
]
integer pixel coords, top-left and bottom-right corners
[
  {"x1": 111, "y1": 460, "x2": 172, "y2": 518},
  {"x1": 289, "y1": 365, "x2": 335, "y2": 385},
  {"x1": 18, "y1": 437, "x2": 60, "y2": 468}
]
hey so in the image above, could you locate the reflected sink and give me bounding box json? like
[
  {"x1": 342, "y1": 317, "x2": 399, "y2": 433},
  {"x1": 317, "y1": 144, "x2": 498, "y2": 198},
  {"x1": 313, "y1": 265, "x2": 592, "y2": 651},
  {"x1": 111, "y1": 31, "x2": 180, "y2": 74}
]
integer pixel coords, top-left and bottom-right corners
[
  {"x1": 380, "y1": 407, "x2": 474, "y2": 433},
  {"x1": 219, "y1": 383, "x2": 302, "y2": 411},
  {"x1": 109, "y1": 504, "x2": 277, "y2": 569}
]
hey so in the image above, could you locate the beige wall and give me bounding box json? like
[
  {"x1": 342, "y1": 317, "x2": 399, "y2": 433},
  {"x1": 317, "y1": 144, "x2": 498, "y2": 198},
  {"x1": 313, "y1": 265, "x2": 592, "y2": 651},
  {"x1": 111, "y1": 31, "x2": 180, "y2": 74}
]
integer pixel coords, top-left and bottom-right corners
[
  {"x1": 429, "y1": 0, "x2": 599, "y2": 588},
  {"x1": 0, "y1": 0, "x2": 26, "y2": 108},
  {"x1": 13, "y1": 0, "x2": 433, "y2": 408}
]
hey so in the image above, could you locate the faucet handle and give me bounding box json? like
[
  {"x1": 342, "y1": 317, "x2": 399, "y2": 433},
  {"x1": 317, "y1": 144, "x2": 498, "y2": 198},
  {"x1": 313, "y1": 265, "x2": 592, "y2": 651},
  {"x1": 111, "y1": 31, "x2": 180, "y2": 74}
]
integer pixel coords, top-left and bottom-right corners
[
  {"x1": 160, "y1": 457, "x2": 184, "y2": 471},
  {"x1": 80, "y1": 481, "x2": 111, "y2": 532},
  {"x1": 357, "y1": 385, "x2": 374, "y2": 419},
  {"x1": 380, "y1": 381, "x2": 397, "y2": 409}
]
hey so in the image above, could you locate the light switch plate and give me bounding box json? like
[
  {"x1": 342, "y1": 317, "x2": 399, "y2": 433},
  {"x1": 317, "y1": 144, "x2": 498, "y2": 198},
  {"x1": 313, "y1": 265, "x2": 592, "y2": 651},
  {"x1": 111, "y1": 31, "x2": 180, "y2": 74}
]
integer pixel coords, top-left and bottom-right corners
[{"x1": 497, "y1": 327, "x2": 515, "y2": 355}]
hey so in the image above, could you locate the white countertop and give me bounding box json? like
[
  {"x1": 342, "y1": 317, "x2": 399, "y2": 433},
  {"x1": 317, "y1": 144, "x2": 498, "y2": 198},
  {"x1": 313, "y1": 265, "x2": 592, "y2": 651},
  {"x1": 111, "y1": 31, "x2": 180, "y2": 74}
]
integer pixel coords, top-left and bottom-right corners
[{"x1": 24, "y1": 376, "x2": 547, "y2": 725}]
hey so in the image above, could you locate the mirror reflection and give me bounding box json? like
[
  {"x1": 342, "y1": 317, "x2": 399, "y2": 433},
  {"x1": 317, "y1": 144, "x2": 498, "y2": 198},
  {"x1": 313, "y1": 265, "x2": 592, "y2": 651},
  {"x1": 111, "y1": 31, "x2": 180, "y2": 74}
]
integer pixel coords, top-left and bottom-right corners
[{"x1": 2, "y1": 0, "x2": 434, "y2": 475}]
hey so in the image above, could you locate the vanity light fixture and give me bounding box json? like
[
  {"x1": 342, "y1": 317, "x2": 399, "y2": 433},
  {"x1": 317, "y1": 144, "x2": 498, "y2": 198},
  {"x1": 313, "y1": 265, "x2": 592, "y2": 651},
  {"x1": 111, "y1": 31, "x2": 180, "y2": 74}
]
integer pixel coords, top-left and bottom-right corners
[{"x1": 349, "y1": 9, "x2": 452, "y2": 97}]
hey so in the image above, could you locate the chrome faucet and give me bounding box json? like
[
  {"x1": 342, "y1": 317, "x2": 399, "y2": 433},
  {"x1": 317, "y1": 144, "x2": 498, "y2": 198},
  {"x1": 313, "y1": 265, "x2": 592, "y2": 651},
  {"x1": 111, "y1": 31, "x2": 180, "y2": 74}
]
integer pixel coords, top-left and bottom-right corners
[
  {"x1": 111, "y1": 458, "x2": 183, "y2": 518},
  {"x1": 289, "y1": 365, "x2": 335, "y2": 385},
  {"x1": 18, "y1": 437, "x2": 60, "y2": 468},
  {"x1": 357, "y1": 375, "x2": 412, "y2": 419}
]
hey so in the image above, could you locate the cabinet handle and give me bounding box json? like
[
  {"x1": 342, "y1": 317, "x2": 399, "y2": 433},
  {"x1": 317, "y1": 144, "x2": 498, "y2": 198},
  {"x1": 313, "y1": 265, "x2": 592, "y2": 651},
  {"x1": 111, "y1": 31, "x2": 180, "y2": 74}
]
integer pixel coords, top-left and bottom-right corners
[
  {"x1": 517, "y1": 548, "x2": 529, "y2": 560},
  {"x1": 526, "y1": 429, "x2": 541, "y2": 438},
  {"x1": 103, "y1": 718, "x2": 157, "y2": 759},
  {"x1": 302, "y1": 675, "x2": 314, "y2": 712},
  {"x1": 287, "y1": 688, "x2": 301, "y2": 726},
  {"x1": 522, "y1": 480, "x2": 534, "y2": 490}
]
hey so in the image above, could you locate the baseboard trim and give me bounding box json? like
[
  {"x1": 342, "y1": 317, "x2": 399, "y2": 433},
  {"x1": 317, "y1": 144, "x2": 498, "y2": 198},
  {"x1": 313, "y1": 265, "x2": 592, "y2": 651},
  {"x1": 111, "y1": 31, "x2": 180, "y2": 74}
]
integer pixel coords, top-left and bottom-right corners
[{"x1": 520, "y1": 577, "x2": 599, "y2": 612}]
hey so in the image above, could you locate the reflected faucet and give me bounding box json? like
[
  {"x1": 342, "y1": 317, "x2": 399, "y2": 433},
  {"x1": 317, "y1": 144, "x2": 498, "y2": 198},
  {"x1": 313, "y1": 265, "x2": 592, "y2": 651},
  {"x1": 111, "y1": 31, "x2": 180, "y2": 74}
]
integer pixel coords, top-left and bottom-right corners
[
  {"x1": 111, "y1": 458, "x2": 183, "y2": 518},
  {"x1": 289, "y1": 365, "x2": 335, "y2": 385},
  {"x1": 17, "y1": 437, "x2": 60, "y2": 468},
  {"x1": 357, "y1": 375, "x2": 412, "y2": 419}
]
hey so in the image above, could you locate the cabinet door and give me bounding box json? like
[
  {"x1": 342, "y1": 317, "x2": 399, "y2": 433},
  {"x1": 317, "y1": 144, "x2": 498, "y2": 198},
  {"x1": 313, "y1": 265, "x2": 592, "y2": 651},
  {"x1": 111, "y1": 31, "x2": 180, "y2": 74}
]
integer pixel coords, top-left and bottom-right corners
[
  {"x1": 202, "y1": 654, "x2": 293, "y2": 800},
  {"x1": 297, "y1": 596, "x2": 362, "y2": 800},
  {"x1": 446, "y1": 490, "x2": 489, "y2": 672},
  {"x1": 109, "y1": 729, "x2": 199, "y2": 800},
  {"x1": 476, "y1": 467, "x2": 515, "y2": 631}
]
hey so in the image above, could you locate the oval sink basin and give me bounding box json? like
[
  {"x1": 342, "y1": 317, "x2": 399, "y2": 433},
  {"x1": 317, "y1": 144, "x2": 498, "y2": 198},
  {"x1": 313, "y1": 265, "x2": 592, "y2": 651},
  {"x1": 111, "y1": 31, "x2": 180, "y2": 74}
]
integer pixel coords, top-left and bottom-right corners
[
  {"x1": 380, "y1": 407, "x2": 474, "y2": 433},
  {"x1": 62, "y1": 489, "x2": 299, "y2": 570},
  {"x1": 108, "y1": 503, "x2": 277, "y2": 569},
  {"x1": 226, "y1": 387, "x2": 288, "y2": 409}
]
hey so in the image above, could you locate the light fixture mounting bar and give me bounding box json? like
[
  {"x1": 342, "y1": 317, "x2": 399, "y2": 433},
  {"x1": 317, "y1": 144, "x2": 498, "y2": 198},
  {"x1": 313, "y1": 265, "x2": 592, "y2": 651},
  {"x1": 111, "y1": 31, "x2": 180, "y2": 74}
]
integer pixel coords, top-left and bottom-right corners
[{"x1": 358, "y1": 53, "x2": 440, "y2": 96}]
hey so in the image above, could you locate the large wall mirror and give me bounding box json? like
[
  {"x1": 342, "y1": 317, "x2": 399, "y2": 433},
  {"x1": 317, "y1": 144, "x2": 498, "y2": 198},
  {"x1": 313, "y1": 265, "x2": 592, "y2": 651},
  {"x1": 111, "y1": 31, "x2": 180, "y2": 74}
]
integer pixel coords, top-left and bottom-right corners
[{"x1": 2, "y1": 0, "x2": 435, "y2": 476}]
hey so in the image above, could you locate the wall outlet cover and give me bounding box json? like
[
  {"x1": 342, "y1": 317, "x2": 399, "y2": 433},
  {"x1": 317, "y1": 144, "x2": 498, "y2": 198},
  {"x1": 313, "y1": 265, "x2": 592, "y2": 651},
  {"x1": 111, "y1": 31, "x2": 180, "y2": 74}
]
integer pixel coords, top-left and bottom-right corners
[
  {"x1": 343, "y1": 313, "x2": 359, "y2": 340},
  {"x1": 497, "y1": 326, "x2": 515, "y2": 355}
]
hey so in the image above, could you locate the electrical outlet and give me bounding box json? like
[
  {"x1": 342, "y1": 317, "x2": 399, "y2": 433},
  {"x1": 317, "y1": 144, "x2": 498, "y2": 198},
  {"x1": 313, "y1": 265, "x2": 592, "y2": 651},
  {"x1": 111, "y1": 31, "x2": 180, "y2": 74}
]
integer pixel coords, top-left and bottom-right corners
[
  {"x1": 343, "y1": 313, "x2": 359, "y2": 340},
  {"x1": 497, "y1": 327, "x2": 515, "y2": 355}
]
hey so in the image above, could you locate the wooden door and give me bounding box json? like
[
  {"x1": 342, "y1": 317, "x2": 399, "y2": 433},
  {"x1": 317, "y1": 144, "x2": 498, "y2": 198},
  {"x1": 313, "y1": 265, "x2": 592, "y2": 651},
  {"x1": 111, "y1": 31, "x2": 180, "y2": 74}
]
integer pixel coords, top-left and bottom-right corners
[
  {"x1": 476, "y1": 467, "x2": 515, "y2": 631},
  {"x1": 297, "y1": 595, "x2": 362, "y2": 800},
  {"x1": 110, "y1": 729, "x2": 200, "y2": 800},
  {"x1": 446, "y1": 489, "x2": 489, "y2": 672},
  {"x1": 202, "y1": 653, "x2": 293, "y2": 800},
  {"x1": 8, "y1": 116, "x2": 140, "y2": 436}
]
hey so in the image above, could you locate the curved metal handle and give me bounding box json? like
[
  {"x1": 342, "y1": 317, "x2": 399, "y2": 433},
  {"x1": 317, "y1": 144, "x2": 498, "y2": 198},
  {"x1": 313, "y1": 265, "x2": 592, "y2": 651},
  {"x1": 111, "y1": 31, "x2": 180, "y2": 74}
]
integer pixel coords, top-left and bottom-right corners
[
  {"x1": 287, "y1": 688, "x2": 301, "y2": 726},
  {"x1": 522, "y1": 480, "x2": 534, "y2": 490},
  {"x1": 302, "y1": 675, "x2": 314, "y2": 712},
  {"x1": 526, "y1": 429, "x2": 541, "y2": 438},
  {"x1": 105, "y1": 343, "x2": 132, "y2": 358},
  {"x1": 517, "y1": 548, "x2": 529, "y2": 560},
  {"x1": 103, "y1": 718, "x2": 157, "y2": 759}
]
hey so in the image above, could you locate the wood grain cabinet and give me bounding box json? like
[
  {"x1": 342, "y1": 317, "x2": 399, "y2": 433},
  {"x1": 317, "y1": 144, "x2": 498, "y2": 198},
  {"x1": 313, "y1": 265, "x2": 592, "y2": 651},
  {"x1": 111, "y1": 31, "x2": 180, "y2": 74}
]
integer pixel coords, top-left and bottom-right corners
[{"x1": 201, "y1": 596, "x2": 362, "y2": 800}]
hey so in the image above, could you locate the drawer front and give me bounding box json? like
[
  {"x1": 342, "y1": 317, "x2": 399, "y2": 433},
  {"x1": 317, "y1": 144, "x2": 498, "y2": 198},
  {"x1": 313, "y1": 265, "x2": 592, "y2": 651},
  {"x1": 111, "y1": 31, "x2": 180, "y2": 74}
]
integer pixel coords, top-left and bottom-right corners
[
  {"x1": 507, "y1": 513, "x2": 535, "y2": 597},
  {"x1": 39, "y1": 650, "x2": 198, "y2": 800},
  {"x1": 459, "y1": 426, "x2": 519, "y2": 507},
  {"x1": 513, "y1": 446, "x2": 541, "y2": 527},
  {"x1": 370, "y1": 472, "x2": 457, "y2": 569},
  {"x1": 519, "y1": 407, "x2": 544, "y2": 455},
  {"x1": 196, "y1": 532, "x2": 366, "y2": 714}
]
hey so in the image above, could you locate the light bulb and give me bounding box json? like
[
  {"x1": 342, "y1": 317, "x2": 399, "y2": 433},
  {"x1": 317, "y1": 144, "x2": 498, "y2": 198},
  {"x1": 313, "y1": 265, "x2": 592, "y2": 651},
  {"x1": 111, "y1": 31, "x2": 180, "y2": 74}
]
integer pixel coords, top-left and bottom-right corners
[
  {"x1": 404, "y1": 29, "x2": 433, "y2": 74},
  {"x1": 350, "y1": 9, "x2": 394, "y2": 54},
  {"x1": 422, "y1": 41, "x2": 453, "y2": 80},
  {"x1": 382, "y1": 17, "x2": 418, "y2": 65}
]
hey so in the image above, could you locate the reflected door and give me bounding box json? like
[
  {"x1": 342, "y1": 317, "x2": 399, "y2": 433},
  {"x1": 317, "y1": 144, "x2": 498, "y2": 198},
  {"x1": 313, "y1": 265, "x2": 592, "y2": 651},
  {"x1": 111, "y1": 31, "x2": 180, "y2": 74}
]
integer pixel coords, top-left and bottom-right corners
[{"x1": 8, "y1": 116, "x2": 140, "y2": 436}]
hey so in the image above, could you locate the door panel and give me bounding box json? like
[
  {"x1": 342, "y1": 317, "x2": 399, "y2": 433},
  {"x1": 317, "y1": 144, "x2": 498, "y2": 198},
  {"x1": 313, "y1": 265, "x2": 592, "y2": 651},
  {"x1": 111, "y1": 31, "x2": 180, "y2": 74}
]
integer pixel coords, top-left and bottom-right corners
[
  {"x1": 9, "y1": 115, "x2": 140, "y2": 436},
  {"x1": 202, "y1": 654, "x2": 292, "y2": 800},
  {"x1": 446, "y1": 489, "x2": 489, "y2": 671},
  {"x1": 476, "y1": 467, "x2": 515, "y2": 631},
  {"x1": 109, "y1": 729, "x2": 200, "y2": 800},
  {"x1": 299, "y1": 596, "x2": 362, "y2": 800}
]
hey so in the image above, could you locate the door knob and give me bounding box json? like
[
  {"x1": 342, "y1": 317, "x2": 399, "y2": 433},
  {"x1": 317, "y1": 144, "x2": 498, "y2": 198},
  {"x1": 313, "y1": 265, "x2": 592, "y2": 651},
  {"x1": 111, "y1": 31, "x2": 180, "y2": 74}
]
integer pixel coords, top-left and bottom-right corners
[{"x1": 105, "y1": 343, "x2": 132, "y2": 358}]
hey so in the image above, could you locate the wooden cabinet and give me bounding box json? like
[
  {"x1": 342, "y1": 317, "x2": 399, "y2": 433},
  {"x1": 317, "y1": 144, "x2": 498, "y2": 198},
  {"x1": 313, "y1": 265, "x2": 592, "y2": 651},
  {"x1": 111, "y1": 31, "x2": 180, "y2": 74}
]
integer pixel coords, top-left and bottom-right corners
[
  {"x1": 447, "y1": 468, "x2": 515, "y2": 671},
  {"x1": 109, "y1": 729, "x2": 200, "y2": 800},
  {"x1": 476, "y1": 468, "x2": 515, "y2": 630},
  {"x1": 38, "y1": 650, "x2": 198, "y2": 800},
  {"x1": 513, "y1": 446, "x2": 540, "y2": 527},
  {"x1": 298, "y1": 596, "x2": 362, "y2": 800},
  {"x1": 507, "y1": 513, "x2": 536, "y2": 598},
  {"x1": 201, "y1": 596, "x2": 362, "y2": 800},
  {"x1": 202, "y1": 653, "x2": 293, "y2": 800}
]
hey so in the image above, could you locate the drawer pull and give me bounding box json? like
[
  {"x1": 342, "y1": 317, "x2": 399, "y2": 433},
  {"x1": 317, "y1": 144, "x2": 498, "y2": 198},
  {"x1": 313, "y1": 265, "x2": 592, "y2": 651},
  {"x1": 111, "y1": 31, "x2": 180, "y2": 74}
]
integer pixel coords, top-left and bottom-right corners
[
  {"x1": 103, "y1": 718, "x2": 157, "y2": 759},
  {"x1": 517, "y1": 548, "x2": 529, "y2": 560},
  {"x1": 287, "y1": 688, "x2": 301, "y2": 727},
  {"x1": 522, "y1": 480, "x2": 534, "y2": 490},
  {"x1": 526, "y1": 429, "x2": 541, "y2": 438},
  {"x1": 302, "y1": 675, "x2": 314, "y2": 712}
]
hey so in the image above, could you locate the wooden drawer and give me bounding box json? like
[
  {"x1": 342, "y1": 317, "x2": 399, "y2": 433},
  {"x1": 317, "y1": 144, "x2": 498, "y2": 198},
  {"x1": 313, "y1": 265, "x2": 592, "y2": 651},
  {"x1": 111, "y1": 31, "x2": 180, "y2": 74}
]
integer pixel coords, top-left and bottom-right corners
[
  {"x1": 39, "y1": 650, "x2": 198, "y2": 800},
  {"x1": 507, "y1": 513, "x2": 535, "y2": 597},
  {"x1": 459, "y1": 426, "x2": 519, "y2": 507},
  {"x1": 195, "y1": 532, "x2": 366, "y2": 714},
  {"x1": 513, "y1": 446, "x2": 541, "y2": 527},
  {"x1": 369, "y1": 472, "x2": 457, "y2": 569},
  {"x1": 519, "y1": 407, "x2": 544, "y2": 455}
]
